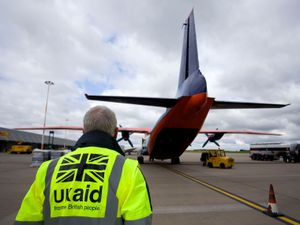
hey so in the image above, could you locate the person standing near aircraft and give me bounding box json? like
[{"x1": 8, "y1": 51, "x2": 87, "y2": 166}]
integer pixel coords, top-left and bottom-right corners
[{"x1": 14, "y1": 105, "x2": 152, "y2": 225}]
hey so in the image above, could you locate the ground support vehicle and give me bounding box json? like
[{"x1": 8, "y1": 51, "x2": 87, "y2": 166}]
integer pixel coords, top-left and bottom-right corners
[
  {"x1": 200, "y1": 149, "x2": 234, "y2": 168},
  {"x1": 249, "y1": 143, "x2": 300, "y2": 162},
  {"x1": 9, "y1": 144, "x2": 33, "y2": 154}
]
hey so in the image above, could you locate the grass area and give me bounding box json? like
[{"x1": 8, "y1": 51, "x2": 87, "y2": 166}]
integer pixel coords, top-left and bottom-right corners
[{"x1": 187, "y1": 149, "x2": 250, "y2": 154}]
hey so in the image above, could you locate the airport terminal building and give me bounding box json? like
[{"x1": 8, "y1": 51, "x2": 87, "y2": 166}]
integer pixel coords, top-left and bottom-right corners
[{"x1": 0, "y1": 127, "x2": 76, "y2": 152}]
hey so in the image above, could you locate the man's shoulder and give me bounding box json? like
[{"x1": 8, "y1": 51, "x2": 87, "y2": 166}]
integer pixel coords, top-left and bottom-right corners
[
  {"x1": 124, "y1": 158, "x2": 139, "y2": 167},
  {"x1": 64, "y1": 147, "x2": 125, "y2": 165},
  {"x1": 122, "y1": 158, "x2": 140, "y2": 177},
  {"x1": 72, "y1": 146, "x2": 120, "y2": 154}
]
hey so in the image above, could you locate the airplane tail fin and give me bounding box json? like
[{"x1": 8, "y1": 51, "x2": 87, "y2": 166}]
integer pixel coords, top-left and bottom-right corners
[{"x1": 177, "y1": 10, "x2": 207, "y2": 97}]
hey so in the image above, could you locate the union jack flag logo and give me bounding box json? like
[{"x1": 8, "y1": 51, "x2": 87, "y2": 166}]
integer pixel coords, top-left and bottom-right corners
[{"x1": 56, "y1": 153, "x2": 109, "y2": 183}]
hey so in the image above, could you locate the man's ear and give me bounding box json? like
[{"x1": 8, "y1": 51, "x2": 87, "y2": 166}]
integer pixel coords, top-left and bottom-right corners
[{"x1": 113, "y1": 127, "x2": 118, "y2": 139}]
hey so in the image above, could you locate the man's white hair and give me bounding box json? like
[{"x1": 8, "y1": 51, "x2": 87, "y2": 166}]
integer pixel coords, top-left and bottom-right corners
[{"x1": 83, "y1": 105, "x2": 117, "y2": 136}]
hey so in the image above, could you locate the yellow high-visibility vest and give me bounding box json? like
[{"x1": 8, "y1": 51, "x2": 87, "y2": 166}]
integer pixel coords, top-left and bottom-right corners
[{"x1": 15, "y1": 147, "x2": 152, "y2": 225}]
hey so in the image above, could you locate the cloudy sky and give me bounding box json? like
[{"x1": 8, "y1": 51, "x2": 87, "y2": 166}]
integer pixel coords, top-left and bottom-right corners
[{"x1": 0, "y1": 0, "x2": 299, "y2": 150}]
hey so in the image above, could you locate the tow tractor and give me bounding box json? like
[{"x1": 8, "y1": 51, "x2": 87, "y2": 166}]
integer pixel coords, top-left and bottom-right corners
[
  {"x1": 9, "y1": 143, "x2": 33, "y2": 154},
  {"x1": 200, "y1": 149, "x2": 234, "y2": 168}
]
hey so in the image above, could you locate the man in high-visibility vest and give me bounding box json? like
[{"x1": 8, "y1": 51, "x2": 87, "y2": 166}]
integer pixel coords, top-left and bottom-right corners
[{"x1": 14, "y1": 105, "x2": 152, "y2": 225}]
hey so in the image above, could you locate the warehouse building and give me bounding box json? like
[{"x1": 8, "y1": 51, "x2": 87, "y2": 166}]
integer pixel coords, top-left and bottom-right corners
[{"x1": 0, "y1": 127, "x2": 76, "y2": 152}]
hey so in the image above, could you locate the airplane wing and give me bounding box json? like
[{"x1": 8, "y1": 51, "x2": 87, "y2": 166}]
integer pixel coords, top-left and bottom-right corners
[
  {"x1": 15, "y1": 126, "x2": 151, "y2": 134},
  {"x1": 118, "y1": 127, "x2": 151, "y2": 134},
  {"x1": 198, "y1": 129, "x2": 281, "y2": 147},
  {"x1": 211, "y1": 100, "x2": 289, "y2": 109},
  {"x1": 14, "y1": 126, "x2": 83, "y2": 131},
  {"x1": 199, "y1": 130, "x2": 282, "y2": 135}
]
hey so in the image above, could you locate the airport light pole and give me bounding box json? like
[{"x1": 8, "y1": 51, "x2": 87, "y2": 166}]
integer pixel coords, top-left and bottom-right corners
[
  {"x1": 41, "y1": 81, "x2": 54, "y2": 150},
  {"x1": 63, "y1": 118, "x2": 69, "y2": 149}
]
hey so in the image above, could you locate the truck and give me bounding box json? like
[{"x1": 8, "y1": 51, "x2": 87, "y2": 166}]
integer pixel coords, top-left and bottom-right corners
[
  {"x1": 9, "y1": 144, "x2": 33, "y2": 154},
  {"x1": 200, "y1": 149, "x2": 234, "y2": 168},
  {"x1": 249, "y1": 143, "x2": 300, "y2": 162}
]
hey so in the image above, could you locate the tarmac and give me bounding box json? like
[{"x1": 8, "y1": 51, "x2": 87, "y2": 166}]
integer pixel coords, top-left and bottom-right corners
[{"x1": 1, "y1": 152, "x2": 300, "y2": 225}]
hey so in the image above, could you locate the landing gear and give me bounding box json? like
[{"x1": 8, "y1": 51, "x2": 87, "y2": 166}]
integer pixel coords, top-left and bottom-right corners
[
  {"x1": 171, "y1": 157, "x2": 180, "y2": 164},
  {"x1": 137, "y1": 156, "x2": 144, "y2": 164}
]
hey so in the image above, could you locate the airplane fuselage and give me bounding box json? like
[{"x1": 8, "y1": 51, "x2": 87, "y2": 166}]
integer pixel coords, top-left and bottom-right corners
[
  {"x1": 148, "y1": 65, "x2": 212, "y2": 160},
  {"x1": 148, "y1": 93, "x2": 214, "y2": 160}
]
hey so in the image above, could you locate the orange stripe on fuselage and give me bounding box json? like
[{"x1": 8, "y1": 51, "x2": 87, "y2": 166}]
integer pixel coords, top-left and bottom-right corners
[{"x1": 148, "y1": 94, "x2": 214, "y2": 159}]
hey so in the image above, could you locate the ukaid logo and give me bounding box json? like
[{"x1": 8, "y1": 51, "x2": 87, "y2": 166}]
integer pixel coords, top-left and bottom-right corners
[
  {"x1": 54, "y1": 184, "x2": 103, "y2": 203},
  {"x1": 56, "y1": 153, "x2": 108, "y2": 183},
  {"x1": 51, "y1": 153, "x2": 109, "y2": 217}
]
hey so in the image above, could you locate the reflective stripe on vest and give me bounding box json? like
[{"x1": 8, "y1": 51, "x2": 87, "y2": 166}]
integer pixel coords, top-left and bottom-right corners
[
  {"x1": 14, "y1": 222, "x2": 44, "y2": 225},
  {"x1": 43, "y1": 153, "x2": 125, "y2": 225}
]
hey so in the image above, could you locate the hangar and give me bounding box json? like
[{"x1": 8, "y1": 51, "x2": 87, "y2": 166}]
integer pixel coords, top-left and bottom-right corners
[{"x1": 0, "y1": 127, "x2": 75, "y2": 152}]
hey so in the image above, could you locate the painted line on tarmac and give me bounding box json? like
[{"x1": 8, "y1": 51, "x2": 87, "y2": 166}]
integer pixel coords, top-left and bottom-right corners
[
  {"x1": 164, "y1": 166, "x2": 300, "y2": 225},
  {"x1": 154, "y1": 203, "x2": 250, "y2": 214}
]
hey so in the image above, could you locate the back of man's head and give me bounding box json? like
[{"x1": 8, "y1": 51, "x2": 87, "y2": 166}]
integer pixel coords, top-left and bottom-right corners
[{"x1": 83, "y1": 105, "x2": 117, "y2": 137}]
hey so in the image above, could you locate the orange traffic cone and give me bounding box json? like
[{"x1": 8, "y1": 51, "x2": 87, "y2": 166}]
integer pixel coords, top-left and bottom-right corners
[{"x1": 265, "y1": 184, "x2": 282, "y2": 217}]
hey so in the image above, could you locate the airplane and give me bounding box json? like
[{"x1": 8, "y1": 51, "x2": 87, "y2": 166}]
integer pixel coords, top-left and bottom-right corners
[
  {"x1": 15, "y1": 10, "x2": 288, "y2": 164},
  {"x1": 84, "y1": 10, "x2": 288, "y2": 164}
]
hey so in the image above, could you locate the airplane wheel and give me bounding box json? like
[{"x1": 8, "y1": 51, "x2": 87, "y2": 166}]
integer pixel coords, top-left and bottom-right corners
[
  {"x1": 171, "y1": 157, "x2": 180, "y2": 164},
  {"x1": 137, "y1": 156, "x2": 144, "y2": 164}
]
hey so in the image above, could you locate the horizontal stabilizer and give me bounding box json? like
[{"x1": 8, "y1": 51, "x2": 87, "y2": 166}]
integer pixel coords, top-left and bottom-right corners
[
  {"x1": 211, "y1": 100, "x2": 289, "y2": 109},
  {"x1": 85, "y1": 94, "x2": 178, "y2": 107}
]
